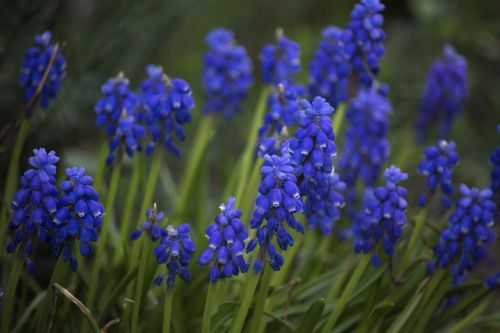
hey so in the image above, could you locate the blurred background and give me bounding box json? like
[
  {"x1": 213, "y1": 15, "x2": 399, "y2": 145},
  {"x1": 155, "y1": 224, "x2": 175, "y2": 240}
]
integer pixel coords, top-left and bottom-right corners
[{"x1": 1, "y1": 0, "x2": 499, "y2": 205}]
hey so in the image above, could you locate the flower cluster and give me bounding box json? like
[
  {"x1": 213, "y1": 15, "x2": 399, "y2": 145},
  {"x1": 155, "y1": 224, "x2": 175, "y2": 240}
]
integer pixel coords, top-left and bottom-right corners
[
  {"x1": 353, "y1": 166, "x2": 408, "y2": 266},
  {"x1": 417, "y1": 140, "x2": 459, "y2": 208},
  {"x1": 139, "y1": 65, "x2": 194, "y2": 156},
  {"x1": 338, "y1": 87, "x2": 391, "y2": 191},
  {"x1": 6, "y1": 148, "x2": 60, "y2": 273},
  {"x1": 19, "y1": 31, "x2": 67, "y2": 112},
  {"x1": 106, "y1": 111, "x2": 146, "y2": 165},
  {"x1": 257, "y1": 83, "x2": 305, "y2": 157},
  {"x1": 304, "y1": 173, "x2": 346, "y2": 235},
  {"x1": 427, "y1": 185, "x2": 496, "y2": 283},
  {"x1": 260, "y1": 29, "x2": 301, "y2": 84},
  {"x1": 309, "y1": 26, "x2": 351, "y2": 107},
  {"x1": 246, "y1": 154, "x2": 304, "y2": 274},
  {"x1": 416, "y1": 45, "x2": 468, "y2": 141},
  {"x1": 490, "y1": 125, "x2": 500, "y2": 200},
  {"x1": 53, "y1": 167, "x2": 104, "y2": 271},
  {"x1": 198, "y1": 197, "x2": 249, "y2": 282},
  {"x1": 346, "y1": 0, "x2": 386, "y2": 87},
  {"x1": 131, "y1": 205, "x2": 195, "y2": 287},
  {"x1": 202, "y1": 28, "x2": 253, "y2": 118}
]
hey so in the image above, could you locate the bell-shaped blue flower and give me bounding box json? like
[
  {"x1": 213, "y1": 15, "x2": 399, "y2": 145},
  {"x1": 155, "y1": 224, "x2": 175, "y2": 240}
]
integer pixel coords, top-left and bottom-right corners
[{"x1": 260, "y1": 29, "x2": 300, "y2": 85}]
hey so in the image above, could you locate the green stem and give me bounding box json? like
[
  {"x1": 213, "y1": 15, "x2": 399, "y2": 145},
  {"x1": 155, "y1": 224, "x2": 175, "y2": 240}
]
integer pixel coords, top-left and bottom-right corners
[
  {"x1": 115, "y1": 156, "x2": 142, "y2": 263},
  {"x1": 131, "y1": 237, "x2": 153, "y2": 333},
  {"x1": 248, "y1": 267, "x2": 272, "y2": 333},
  {"x1": 400, "y1": 207, "x2": 428, "y2": 270},
  {"x1": 202, "y1": 283, "x2": 218, "y2": 333},
  {"x1": 93, "y1": 144, "x2": 108, "y2": 194},
  {"x1": 446, "y1": 296, "x2": 491, "y2": 333},
  {"x1": 177, "y1": 115, "x2": 216, "y2": 215},
  {"x1": 309, "y1": 236, "x2": 330, "y2": 278},
  {"x1": 0, "y1": 118, "x2": 29, "y2": 249},
  {"x1": 230, "y1": 271, "x2": 261, "y2": 333},
  {"x1": 413, "y1": 272, "x2": 450, "y2": 333},
  {"x1": 321, "y1": 255, "x2": 370, "y2": 333},
  {"x1": 88, "y1": 160, "x2": 122, "y2": 307},
  {"x1": 234, "y1": 87, "x2": 268, "y2": 201},
  {"x1": 163, "y1": 287, "x2": 174, "y2": 333},
  {"x1": 0, "y1": 254, "x2": 24, "y2": 333},
  {"x1": 333, "y1": 103, "x2": 346, "y2": 135}
]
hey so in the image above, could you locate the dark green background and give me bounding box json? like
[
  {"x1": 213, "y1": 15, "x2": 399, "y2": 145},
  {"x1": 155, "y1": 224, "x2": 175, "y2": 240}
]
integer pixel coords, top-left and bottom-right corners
[{"x1": 1, "y1": 0, "x2": 499, "y2": 198}]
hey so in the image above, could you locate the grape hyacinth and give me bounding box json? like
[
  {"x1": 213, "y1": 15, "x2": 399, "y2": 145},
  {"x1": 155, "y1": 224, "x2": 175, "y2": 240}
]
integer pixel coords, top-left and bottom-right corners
[
  {"x1": 246, "y1": 154, "x2": 304, "y2": 274},
  {"x1": 52, "y1": 167, "x2": 104, "y2": 271},
  {"x1": 257, "y1": 83, "x2": 305, "y2": 157},
  {"x1": 131, "y1": 205, "x2": 195, "y2": 287},
  {"x1": 6, "y1": 148, "x2": 59, "y2": 273},
  {"x1": 198, "y1": 197, "x2": 249, "y2": 282},
  {"x1": 427, "y1": 184, "x2": 496, "y2": 283},
  {"x1": 202, "y1": 28, "x2": 253, "y2": 118},
  {"x1": 353, "y1": 166, "x2": 408, "y2": 267},
  {"x1": 338, "y1": 86, "x2": 391, "y2": 191},
  {"x1": 417, "y1": 140, "x2": 459, "y2": 208},
  {"x1": 260, "y1": 29, "x2": 301, "y2": 84},
  {"x1": 309, "y1": 26, "x2": 351, "y2": 107},
  {"x1": 485, "y1": 272, "x2": 500, "y2": 290},
  {"x1": 95, "y1": 73, "x2": 138, "y2": 137},
  {"x1": 346, "y1": 0, "x2": 386, "y2": 87},
  {"x1": 416, "y1": 45, "x2": 468, "y2": 141},
  {"x1": 106, "y1": 110, "x2": 146, "y2": 165},
  {"x1": 138, "y1": 65, "x2": 194, "y2": 156},
  {"x1": 305, "y1": 173, "x2": 346, "y2": 235},
  {"x1": 19, "y1": 31, "x2": 67, "y2": 112},
  {"x1": 490, "y1": 125, "x2": 500, "y2": 201}
]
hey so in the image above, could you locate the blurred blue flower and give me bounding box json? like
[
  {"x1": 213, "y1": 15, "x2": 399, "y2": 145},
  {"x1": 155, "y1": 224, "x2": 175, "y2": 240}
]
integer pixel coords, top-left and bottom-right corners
[
  {"x1": 6, "y1": 148, "x2": 60, "y2": 274},
  {"x1": 95, "y1": 73, "x2": 138, "y2": 137},
  {"x1": 106, "y1": 110, "x2": 146, "y2": 165},
  {"x1": 427, "y1": 184, "x2": 496, "y2": 283},
  {"x1": 246, "y1": 154, "x2": 304, "y2": 274},
  {"x1": 353, "y1": 165, "x2": 408, "y2": 267},
  {"x1": 52, "y1": 167, "x2": 104, "y2": 271},
  {"x1": 202, "y1": 28, "x2": 253, "y2": 118},
  {"x1": 19, "y1": 31, "x2": 66, "y2": 112},
  {"x1": 338, "y1": 86, "x2": 391, "y2": 191},
  {"x1": 138, "y1": 65, "x2": 194, "y2": 156},
  {"x1": 198, "y1": 197, "x2": 249, "y2": 282},
  {"x1": 484, "y1": 272, "x2": 500, "y2": 290},
  {"x1": 346, "y1": 0, "x2": 385, "y2": 87},
  {"x1": 309, "y1": 26, "x2": 351, "y2": 107},
  {"x1": 417, "y1": 140, "x2": 459, "y2": 208},
  {"x1": 416, "y1": 45, "x2": 468, "y2": 141},
  {"x1": 490, "y1": 125, "x2": 500, "y2": 200},
  {"x1": 260, "y1": 29, "x2": 300, "y2": 84}
]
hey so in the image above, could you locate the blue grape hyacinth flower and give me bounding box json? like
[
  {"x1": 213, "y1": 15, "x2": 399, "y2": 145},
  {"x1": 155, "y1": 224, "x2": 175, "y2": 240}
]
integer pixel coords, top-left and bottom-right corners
[
  {"x1": 338, "y1": 86, "x2": 391, "y2": 191},
  {"x1": 485, "y1": 272, "x2": 500, "y2": 290},
  {"x1": 246, "y1": 154, "x2": 304, "y2": 274},
  {"x1": 353, "y1": 165, "x2": 408, "y2": 267},
  {"x1": 95, "y1": 73, "x2": 138, "y2": 137},
  {"x1": 417, "y1": 140, "x2": 459, "y2": 208},
  {"x1": 132, "y1": 204, "x2": 195, "y2": 287},
  {"x1": 345, "y1": 0, "x2": 386, "y2": 87},
  {"x1": 106, "y1": 110, "x2": 146, "y2": 165},
  {"x1": 260, "y1": 29, "x2": 301, "y2": 85},
  {"x1": 490, "y1": 125, "x2": 500, "y2": 201},
  {"x1": 416, "y1": 45, "x2": 468, "y2": 141},
  {"x1": 52, "y1": 167, "x2": 104, "y2": 271},
  {"x1": 427, "y1": 184, "x2": 496, "y2": 284},
  {"x1": 6, "y1": 148, "x2": 60, "y2": 273},
  {"x1": 138, "y1": 65, "x2": 194, "y2": 156},
  {"x1": 202, "y1": 28, "x2": 253, "y2": 118},
  {"x1": 198, "y1": 197, "x2": 249, "y2": 282},
  {"x1": 19, "y1": 31, "x2": 67, "y2": 112},
  {"x1": 309, "y1": 26, "x2": 351, "y2": 107}
]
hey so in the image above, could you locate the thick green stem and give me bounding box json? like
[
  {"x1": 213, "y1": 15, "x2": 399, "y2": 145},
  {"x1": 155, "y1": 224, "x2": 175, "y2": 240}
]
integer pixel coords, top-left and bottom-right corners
[
  {"x1": 163, "y1": 287, "x2": 174, "y2": 333},
  {"x1": 115, "y1": 157, "x2": 142, "y2": 263},
  {"x1": 93, "y1": 144, "x2": 108, "y2": 194},
  {"x1": 202, "y1": 283, "x2": 218, "y2": 333},
  {"x1": 0, "y1": 118, "x2": 29, "y2": 249},
  {"x1": 87, "y1": 160, "x2": 122, "y2": 307},
  {"x1": 321, "y1": 255, "x2": 370, "y2": 333},
  {"x1": 333, "y1": 103, "x2": 346, "y2": 135},
  {"x1": 131, "y1": 237, "x2": 153, "y2": 333},
  {"x1": 230, "y1": 271, "x2": 261, "y2": 333},
  {"x1": 0, "y1": 254, "x2": 24, "y2": 333},
  {"x1": 234, "y1": 87, "x2": 268, "y2": 201},
  {"x1": 248, "y1": 267, "x2": 272, "y2": 333},
  {"x1": 400, "y1": 207, "x2": 428, "y2": 270}
]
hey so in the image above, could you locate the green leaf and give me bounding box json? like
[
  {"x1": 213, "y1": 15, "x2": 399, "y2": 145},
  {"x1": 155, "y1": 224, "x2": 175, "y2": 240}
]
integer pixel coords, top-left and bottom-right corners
[
  {"x1": 369, "y1": 301, "x2": 395, "y2": 318},
  {"x1": 296, "y1": 299, "x2": 325, "y2": 333},
  {"x1": 386, "y1": 293, "x2": 423, "y2": 333}
]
